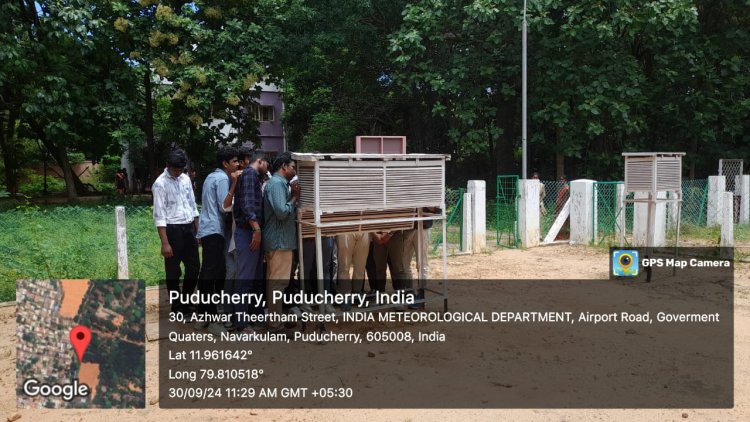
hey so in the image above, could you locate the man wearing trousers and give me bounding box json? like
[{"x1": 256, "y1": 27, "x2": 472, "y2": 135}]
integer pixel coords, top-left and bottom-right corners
[
  {"x1": 152, "y1": 149, "x2": 201, "y2": 314},
  {"x1": 371, "y1": 230, "x2": 412, "y2": 292},
  {"x1": 337, "y1": 233, "x2": 370, "y2": 310},
  {"x1": 196, "y1": 146, "x2": 239, "y2": 334},
  {"x1": 264, "y1": 152, "x2": 300, "y2": 326},
  {"x1": 232, "y1": 152, "x2": 267, "y2": 334}
]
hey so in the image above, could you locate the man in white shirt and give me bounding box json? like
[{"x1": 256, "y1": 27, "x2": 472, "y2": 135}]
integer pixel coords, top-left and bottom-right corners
[{"x1": 152, "y1": 149, "x2": 201, "y2": 314}]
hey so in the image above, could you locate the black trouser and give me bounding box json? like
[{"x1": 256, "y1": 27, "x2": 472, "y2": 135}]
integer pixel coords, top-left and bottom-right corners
[
  {"x1": 165, "y1": 223, "x2": 200, "y2": 311},
  {"x1": 198, "y1": 233, "x2": 225, "y2": 316}
]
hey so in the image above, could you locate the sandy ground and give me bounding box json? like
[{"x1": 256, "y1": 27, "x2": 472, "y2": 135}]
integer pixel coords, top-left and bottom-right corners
[{"x1": 1, "y1": 244, "x2": 749, "y2": 421}]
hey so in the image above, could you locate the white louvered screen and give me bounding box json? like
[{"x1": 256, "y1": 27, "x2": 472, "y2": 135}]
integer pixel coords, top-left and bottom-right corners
[
  {"x1": 385, "y1": 166, "x2": 443, "y2": 208},
  {"x1": 624, "y1": 157, "x2": 655, "y2": 193},
  {"x1": 623, "y1": 153, "x2": 683, "y2": 194},
  {"x1": 655, "y1": 156, "x2": 682, "y2": 191},
  {"x1": 317, "y1": 166, "x2": 385, "y2": 209},
  {"x1": 296, "y1": 155, "x2": 446, "y2": 213},
  {"x1": 292, "y1": 153, "x2": 448, "y2": 237},
  {"x1": 297, "y1": 163, "x2": 315, "y2": 208}
]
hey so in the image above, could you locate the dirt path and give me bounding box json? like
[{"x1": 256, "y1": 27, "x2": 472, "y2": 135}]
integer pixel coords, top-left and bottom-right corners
[{"x1": 2, "y1": 245, "x2": 748, "y2": 421}]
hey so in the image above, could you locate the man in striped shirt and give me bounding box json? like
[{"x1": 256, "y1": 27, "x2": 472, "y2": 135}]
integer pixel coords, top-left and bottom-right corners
[{"x1": 152, "y1": 149, "x2": 200, "y2": 314}]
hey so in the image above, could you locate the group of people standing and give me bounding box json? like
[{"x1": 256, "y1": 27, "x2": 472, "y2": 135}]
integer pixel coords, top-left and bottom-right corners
[{"x1": 153, "y1": 147, "x2": 432, "y2": 337}]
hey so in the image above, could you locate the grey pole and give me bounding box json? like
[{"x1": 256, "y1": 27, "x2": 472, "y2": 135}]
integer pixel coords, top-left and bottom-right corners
[{"x1": 522, "y1": 0, "x2": 528, "y2": 180}]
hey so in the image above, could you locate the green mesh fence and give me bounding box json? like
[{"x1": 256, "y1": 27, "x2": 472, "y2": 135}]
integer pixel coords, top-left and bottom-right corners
[
  {"x1": 539, "y1": 180, "x2": 570, "y2": 240},
  {"x1": 0, "y1": 204, "x2": 161, "y2": 302},
  {"x1": 495, "y1": 175, "x2": 519, "y2": 248},
  {"x1": 592, "y1": 182, "x2": 624, "y2": 245},
  {"x1": 679, "y1": 179, "x2": 708, "y2": 228},
  {"x1": 431, "y1": 187, "x2": 464, "y2": 256}
]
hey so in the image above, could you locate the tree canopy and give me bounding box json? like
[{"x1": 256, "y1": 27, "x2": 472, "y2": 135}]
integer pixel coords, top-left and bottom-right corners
[{"x1": 1, "y1": 0, "x2": 748, "y2": 197}]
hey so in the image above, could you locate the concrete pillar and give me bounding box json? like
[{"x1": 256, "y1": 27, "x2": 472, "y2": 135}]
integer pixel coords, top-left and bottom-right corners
[
  {"x1": 740, "y1": 175, "x2": 750, "y2": 224},
  {"x1": 707, "y1": 176, "x2": 725, "y2": 227},
  {"x1": 633, "y1": 191, "x2": 667, "y2": 247},
  {"x1": 721, "y1": 191, "x2": 733, "y2": 259},
  {"x1": 467, "y1": 180, "x2": 486, "y2": 252},
  {"x1": 115, "y1": 206, "x2": 129, "y2": 279},
  {"x1": 667, "y1": 191, "x2": 679, "y2": 231},
  {"x1": 615, "y1": 183, "x2": 626, "y2": 246},
  {"x1": 592, "y1": 184, "x2": 598, "y2": 243},
  {"x1": 461, "y1": 192, "x2": 473, "y2": 253},
  {"x1": 569, "y1": 179, "x2": 595, "y2": 244},
  {"x1": 518, "y1": 179, "x2": 540, "y2": 248}
]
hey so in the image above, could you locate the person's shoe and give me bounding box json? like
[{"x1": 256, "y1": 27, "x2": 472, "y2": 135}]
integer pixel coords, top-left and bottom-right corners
[
  {"x1": 194, "y1": 320, "x2": 209, "y2": 330},
  {"x1": 324, "y1": 304, "x2": 336, "y2": 314},
  {"x1": 300, "y1": 304, "x2": 314, "y2": 314},
  {"x1": 224, "y1": 321, "x2": 236, "y2": 331},
  {"x1": 208, "y1": 322, "x2": 227, "y2": 337},
  {"x1": 289, "y1": 306, "x2": 303, "y2": 318}
]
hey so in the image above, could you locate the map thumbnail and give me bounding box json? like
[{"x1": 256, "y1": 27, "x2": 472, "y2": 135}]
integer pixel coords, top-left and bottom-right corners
[{"x1": 16, "y1": 279, "x2": 145, "y2": 409}]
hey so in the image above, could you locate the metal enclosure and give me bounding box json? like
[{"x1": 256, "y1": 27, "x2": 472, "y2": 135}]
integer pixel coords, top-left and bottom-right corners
[
  {"x1": 292, "y1": 153, "x2": 450, "y2": 311},
  {"x1": 621, "y1": 152, "x2": 685, "y2": 249}
]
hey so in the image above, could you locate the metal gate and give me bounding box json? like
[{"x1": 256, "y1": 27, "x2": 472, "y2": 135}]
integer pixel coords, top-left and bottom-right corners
[{"x1": 495, "y1": 175, "x2": 519, "y2": 248}]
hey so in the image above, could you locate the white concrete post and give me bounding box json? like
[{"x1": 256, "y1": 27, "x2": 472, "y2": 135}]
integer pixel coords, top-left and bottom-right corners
[
  {"x1": 467, "y1": 180, "x2": 486, "y2": 252},
  {"x1": 707, "y1": 176, "x2": 725, "y2": 227},
  {"x1": 740, "y1": 175, "x2": 750, "y2": 224},
  {"x1": 633, "y1": 192, "x2": 667, "y2": 247},
  {"x1": 667, "y1": 191, "x2": 679, "y2": 230},
  {"x1": 570, "y1": 179, "x2": 595, "y2": 244},
  {"x1": 115, "y1": 206, "x2": 129, "y2": 279},
  {"x1": 518, "y1": 179, "x2": 540, "y2": 248},
  {"x1": 462, "y1": 192, "x2": 473, "y2": 253},
  {"x1": 720, "y1": 191, "x2": 733, "y2": 259},
  {"x1": 592, "y1": 184, "x2": 598, "y2": 243},
  {"x1": 615, "y1": 183, "x2": 626, "y2": 245}
]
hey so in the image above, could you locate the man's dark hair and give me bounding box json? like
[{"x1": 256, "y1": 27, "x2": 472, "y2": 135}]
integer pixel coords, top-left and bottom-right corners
[
  {"x1": 166, "y1": 149, "x2": 188, "y2": 168},
  {"x1": 250, "y1": 152, "x2": 267, "y2": 165},
  {"x1": 216, "y1": 146, "x2": 239, "y2": 169},
  {"x1": 272, "y1": 152, "x2": 294, "y2": 173},
  {"x1": 238, "y1": 146, "x2": 254, "y2": 162}
]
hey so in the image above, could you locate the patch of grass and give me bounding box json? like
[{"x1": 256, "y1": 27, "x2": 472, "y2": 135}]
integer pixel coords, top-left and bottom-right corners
[
  {"x1": 678, "y1": 224, "x2": 721, "y2": 241},
  {"x1": 0, "y1": 204, "x2": 163, "y2": 302}
]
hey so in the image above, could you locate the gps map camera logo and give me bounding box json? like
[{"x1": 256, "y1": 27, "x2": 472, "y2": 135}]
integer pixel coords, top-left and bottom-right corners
[{"x1": 612, "y1": 250, "x2": 639, "y2": 277}]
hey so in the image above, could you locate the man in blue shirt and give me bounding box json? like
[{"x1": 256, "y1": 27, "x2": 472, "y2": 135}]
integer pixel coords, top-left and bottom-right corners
[
  {"x1": 196, "y1": 146, "x2": 239, "y2": 335},
  {"x1": 264, "y1": 152, "x2": 300, "y2": 324}
]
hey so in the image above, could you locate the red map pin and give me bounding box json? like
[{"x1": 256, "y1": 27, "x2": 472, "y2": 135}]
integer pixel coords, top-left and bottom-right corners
[{"x1": 69, "y1": 325, "x2": 91, "y2": 363}]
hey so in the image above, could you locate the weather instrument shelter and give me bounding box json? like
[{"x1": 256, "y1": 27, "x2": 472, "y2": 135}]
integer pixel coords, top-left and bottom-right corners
[
  {"x1": 293, "y1": 152, "x2": 450, "y2": 310},
  {"x1": 621, "y1": 152, "x2": 685, "y2": 248}
]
